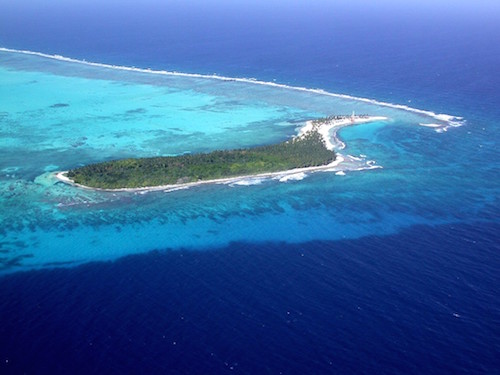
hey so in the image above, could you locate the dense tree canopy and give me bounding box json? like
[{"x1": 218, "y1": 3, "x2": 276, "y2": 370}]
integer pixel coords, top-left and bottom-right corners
[{"x1": 67, "y1": 130, "x2": 335, "y2": 189}]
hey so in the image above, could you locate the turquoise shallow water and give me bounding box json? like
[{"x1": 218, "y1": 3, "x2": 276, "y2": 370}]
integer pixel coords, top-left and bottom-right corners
[
  {"x1": 0, "y1": 51, "x2": 495, "y2": 273},
  {"x1": 1, "y1": 3, "x2": 499, "y2": 373}
]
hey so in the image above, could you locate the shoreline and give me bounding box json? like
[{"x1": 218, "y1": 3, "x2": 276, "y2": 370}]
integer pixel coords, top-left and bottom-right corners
[
  {"x1": 54, "y1": 115, "x2": 387, "y2": 192},
  {"x1": 297, "y1": 115, "x2": 388, "y2": 150},
  {"x1": 55, "y1": 157, "x2": 346, "y2": 193}
]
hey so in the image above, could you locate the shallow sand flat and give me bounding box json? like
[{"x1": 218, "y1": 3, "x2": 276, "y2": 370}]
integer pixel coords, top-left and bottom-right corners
[{"x1": 55, "y1": 116, "x2": 387, "y2": 192}]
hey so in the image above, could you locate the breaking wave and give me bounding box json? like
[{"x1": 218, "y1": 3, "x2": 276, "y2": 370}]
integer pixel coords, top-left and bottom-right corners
[{"x1": 0, "y1": 47, "x2": 465, "y2": 129}]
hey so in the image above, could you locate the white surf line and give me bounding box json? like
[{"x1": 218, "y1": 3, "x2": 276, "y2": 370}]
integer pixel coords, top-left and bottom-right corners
[
  {"x1": 53, "y1": 156, "x2": 347, "y2": 193},
  {"x1": 53, "y1": 115, "x2": 392, "y2": 193},
  {"x1": 0, "y1": 47, "x2": 464, "y2": 128}
]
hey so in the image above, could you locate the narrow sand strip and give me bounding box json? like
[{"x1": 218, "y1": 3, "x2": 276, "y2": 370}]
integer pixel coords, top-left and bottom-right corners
[
  {"x1": 54, "y1": 116, "x2": 387, "y2": 192},
  {"x1": 54, "y1": 156, "x2": 345, "y2": 193},
  {"x1": 298, "y1": 116, "x2": 388, "y2": 150}
]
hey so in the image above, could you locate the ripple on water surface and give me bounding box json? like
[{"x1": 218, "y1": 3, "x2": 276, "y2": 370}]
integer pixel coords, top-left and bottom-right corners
[{"x1": 0, "y1": 49, "x2": 484, "y2": 273}]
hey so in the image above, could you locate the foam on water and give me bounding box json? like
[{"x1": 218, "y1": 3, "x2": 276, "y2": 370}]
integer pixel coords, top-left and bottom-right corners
[
  {"x1": 0, "y1": 47, "x2": 485, "y2": 274},
  {"x1": 0, "y1": 47, "x2": 465, "y2": 129},
  {"x1": 276, "y1": 172, "x2": 307, "y2": 182},
  {"x1": 163, "y1": 186, "x2": 190, "y2": 193},
  {"x1": 227, "y1": 178, "x2": 264, "y2": 187},
  {"x1": 0, "y1": 4, "x2": 498, "y2": 373}
]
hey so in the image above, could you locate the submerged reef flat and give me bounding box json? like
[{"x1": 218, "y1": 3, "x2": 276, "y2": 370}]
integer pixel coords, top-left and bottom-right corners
[{"x1": 58, "y1": 115, "x2": 387, "y2": 191}]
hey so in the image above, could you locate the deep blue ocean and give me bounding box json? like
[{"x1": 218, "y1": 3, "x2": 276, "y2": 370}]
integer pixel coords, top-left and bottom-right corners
[{"x1": 0, "y1": 1, "x2": 499, "y2": 374}]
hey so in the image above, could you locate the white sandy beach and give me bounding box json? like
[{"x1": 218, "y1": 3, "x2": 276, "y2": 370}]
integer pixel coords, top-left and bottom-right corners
[
  {"x1": 298, "y1": 115, "x2": 388, "y2": 150},
  {"x1": 55, "y1": 157, "x2": 346, "y2": 193},
  {"x1": 54, "y1": 115, "x2": 387, "y2": 192}
]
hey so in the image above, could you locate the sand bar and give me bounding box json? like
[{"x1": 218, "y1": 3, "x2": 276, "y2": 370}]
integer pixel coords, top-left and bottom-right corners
[{"x1": 55, "y1": 115, "x2": 387, "y2": 192}]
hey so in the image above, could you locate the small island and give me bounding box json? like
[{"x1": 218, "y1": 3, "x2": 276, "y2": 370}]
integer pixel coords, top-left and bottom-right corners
[{"x1": 57, "y1": 114, "x2": 387, "y2": 191}]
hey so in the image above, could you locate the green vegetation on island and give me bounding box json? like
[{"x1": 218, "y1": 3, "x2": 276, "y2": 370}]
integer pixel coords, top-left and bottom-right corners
[{"x1": 67, "y1": 130, "x2": 335, "y2": 189}]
